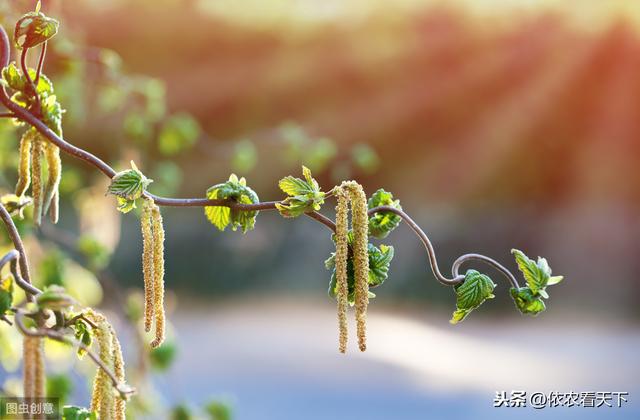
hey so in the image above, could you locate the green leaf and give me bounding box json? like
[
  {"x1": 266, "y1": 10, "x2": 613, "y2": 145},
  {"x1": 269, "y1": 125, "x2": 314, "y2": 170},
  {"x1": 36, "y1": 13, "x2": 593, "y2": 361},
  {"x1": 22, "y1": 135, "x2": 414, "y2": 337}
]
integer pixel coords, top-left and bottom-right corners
[
  {"x1": 116, "y1": 197, "x2": 137, "y2": 214},
  {"x1": 1, "y1": 62, "x2": 25, "y2": 91},
  {"x1": 450, "y1": 269, "x2": 496, "y2": 324},
  {"x1": 510, "y1": 287, "x2": 546, "y2": 315},
  {"x1": 0, "y1": 275, "x2": 14, "y2": 318},
  {"x1": 511, "y1": 249, "x2": 563, "y2": 304},
  {"x1": 72, "y1": 319, "x2": 92, "y2": 359},
  {"x1": 0, "y1": 194, "x2": 32, "y2": 219},
  {"x1": 14, "y1": 10, "x2": 59, "y2": 49},
  {"x1": 327, "y1": 242, "x2": 394, "y2": 304},
  {"x1": 512, "y1": 249, "x2": 548, "y2": 294},
  {"x1": 204, "y1": 174, "x2": 260, "y2": 233},
  {"x1": 367, "y1": 189, "x2": 402, "y2": 239},
  {"x1": 547, "y1": 275, "x2": 564, "y2": 286},
  {"x1": 62, "y1": 406, "x2": 96, "y2": 420},
  {"x1": 107, "y1": 161, "x2": 153, "y2": 201},
  {"x1": 275, "y1": 166, "x2": 325, "y2": 218}
]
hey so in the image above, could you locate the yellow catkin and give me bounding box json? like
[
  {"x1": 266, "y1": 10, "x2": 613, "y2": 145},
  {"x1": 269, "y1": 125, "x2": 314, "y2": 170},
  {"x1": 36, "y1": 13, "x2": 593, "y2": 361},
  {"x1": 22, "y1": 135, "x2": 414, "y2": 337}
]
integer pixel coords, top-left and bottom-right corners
[
  {"x1": 49, "y1": 191, "x2": 59, "y2": 224},
  {"x1": 334, "y1": 187, "x2": 349, "y2": 354},
  {"x1": 30, "y1": 137, "x2": 44, "y2": 225},
  {"x1": 33, "y1": 337, "x2": 45, "y2": 398},
  {"x1": 141, "y1": 199, "x2": 155, "y2": 333},
  {"x1": 109, "y1": 324, "x2": 126, "y2": 420},
  {"x1": 86, "y1": 312, "x2": 114, "y2": 419},
  {"x1": 150, "y1": 202, "x2": 166, "y2": 348},
  {"x1": 22, "y1": 336, "x2": 35, "y2": 399},
  {"x1": 43, "y1": 141, "x2": 61, "y2": 223},
  {"x1": 15, "y1": 130, "x2": 33, "y2": 197},
  {"x1": 346, "y1": 183, "x2": 370, "y2": 352}
]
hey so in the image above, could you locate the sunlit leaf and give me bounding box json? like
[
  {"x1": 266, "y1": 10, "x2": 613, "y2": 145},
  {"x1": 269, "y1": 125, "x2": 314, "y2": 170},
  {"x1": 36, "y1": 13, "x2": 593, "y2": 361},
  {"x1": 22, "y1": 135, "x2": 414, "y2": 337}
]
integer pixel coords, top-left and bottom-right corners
[
  {"x1": 204, "y1": 174, "x2": 259, "y2": 233},
  {"x1": 14, "y1": 9, "x2": 59, "y2": 49},
  {"x1": 107, "y1": 161, "x2": 153, "y2": 202},
  {"x1": 275, "y1": 166, "x2": 325, "y2": 218},
  {"x1": 450, "y1": 269, "x2": 495, "y2": 324},
  {"x1": 367, "y1": 189, "x2": 402, "y2": 239}
]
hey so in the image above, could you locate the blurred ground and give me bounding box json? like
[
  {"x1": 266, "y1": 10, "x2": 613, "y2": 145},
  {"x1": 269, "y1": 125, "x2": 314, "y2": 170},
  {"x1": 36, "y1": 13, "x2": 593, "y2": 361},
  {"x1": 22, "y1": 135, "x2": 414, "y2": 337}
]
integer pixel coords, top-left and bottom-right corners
[{"x1": 147, "y1": 298, "x2": 640, "y2": 419}]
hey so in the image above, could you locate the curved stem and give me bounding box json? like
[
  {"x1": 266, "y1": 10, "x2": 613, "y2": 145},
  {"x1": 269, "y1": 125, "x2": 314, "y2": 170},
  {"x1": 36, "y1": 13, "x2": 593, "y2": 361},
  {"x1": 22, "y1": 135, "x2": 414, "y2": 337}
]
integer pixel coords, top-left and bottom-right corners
[
  {"x1": 0, "y1": 250, "x2": 41, "y2": 295},
  {"x1": 0, "y1": 23, "x2": 521, "y2": 293},
  {"x1": 35, "y1": 42, "x2": 46, "y2": 84},
  {"x1": 369, "y1": 205, "x2": 464, "y2": 286},
  {"x1": 20, "y1": 47, "x2": 41, "y2": 116},
  {"x1": 0, "y1": 249, "x2": 18, "y2": 270},
  {"x1": 0, "y1": 203, "x2": 35, "y2": 299},
  {"x1": 452, "y1": 254, "x2": 520, "y2": 289}
]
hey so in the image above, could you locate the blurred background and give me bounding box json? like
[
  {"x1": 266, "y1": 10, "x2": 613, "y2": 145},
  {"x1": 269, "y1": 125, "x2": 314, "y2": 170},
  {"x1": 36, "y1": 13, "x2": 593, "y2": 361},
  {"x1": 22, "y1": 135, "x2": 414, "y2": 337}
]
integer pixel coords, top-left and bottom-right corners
[{"x1": 1, "y1": 0, "x2": 639, "y2": 419}]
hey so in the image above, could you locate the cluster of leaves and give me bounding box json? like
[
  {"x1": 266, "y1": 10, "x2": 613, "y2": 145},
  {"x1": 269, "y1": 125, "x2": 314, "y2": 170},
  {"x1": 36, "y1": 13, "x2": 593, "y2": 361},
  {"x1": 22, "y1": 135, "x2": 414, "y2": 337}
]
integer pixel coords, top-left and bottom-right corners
[
  {"x1": 510, "y1": 249, "x2": 563, "y2": 315},
  {"x1": 450, "y1": 249, "x2": 564, "y2": 323},
  {"x1": 276, "y1": 166, "x2": 325, "y2": 217},
  {"x1": 367, "y1": 189, "x2": 402, "y2": 239},
  {"x1": 204, "y1": 174, "x2": 260, "y2": 233},
  {"x1": 106, "y1": 161, "x2": 153, "y2": 213},
  {"x1": 1, "y1": 62, "x2": 64, "y2": 135}
]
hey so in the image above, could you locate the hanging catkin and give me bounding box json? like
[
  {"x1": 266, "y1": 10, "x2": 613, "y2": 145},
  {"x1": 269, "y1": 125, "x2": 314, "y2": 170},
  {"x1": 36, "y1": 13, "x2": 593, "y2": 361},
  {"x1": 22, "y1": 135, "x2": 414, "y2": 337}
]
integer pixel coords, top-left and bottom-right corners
[
  {"x1": 141, "y1": 199, "x2": 166, "y2": 348},
  {"x1": 85, "y1": 310, "x2": 127, "y2": 419},
  {"x1": 43, "y1": 141, "x2": 61, "y2": 223},
  {"x1": 334, "y1": 182, "x2": 370, "y2": 353},
  {"x1": 150, "y1": 202, "x2": 166, "y2": 348},
  {"x1": 334, "y1": 187, "x2": 349, "y2": 354},
  {"x1": 14, "y1": 129, "x2": 62, "y2": 224},
  {"x1": 23, "y1": 336, "x2": 36, "y2": 397},
  {"x1": 110, "y1": 324, "x2": 126, "y2": 420},
  {"x1": 345, "y1": 182, "x2": 369, "y2": 352},
  {"x1": 141, "y1": 199, "x2": 155, "y2": 333},
  {"x1": 15, "y1": 130, "x2": 33, "y2": 197},
  {"x1": 30, "y1": 137, "x2": 44, "y2": 225}
]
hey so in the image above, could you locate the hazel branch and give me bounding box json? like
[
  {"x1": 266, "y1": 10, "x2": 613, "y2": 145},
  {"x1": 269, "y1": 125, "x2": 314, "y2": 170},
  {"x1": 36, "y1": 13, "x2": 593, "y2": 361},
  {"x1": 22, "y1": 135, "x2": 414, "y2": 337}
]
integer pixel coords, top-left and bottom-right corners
[
  {"x1": 0, "y1": 23, "x2": 521, "y2": 292},
  {"x1": 14, "y1": 309, "x2": 135, "y2": 400}
]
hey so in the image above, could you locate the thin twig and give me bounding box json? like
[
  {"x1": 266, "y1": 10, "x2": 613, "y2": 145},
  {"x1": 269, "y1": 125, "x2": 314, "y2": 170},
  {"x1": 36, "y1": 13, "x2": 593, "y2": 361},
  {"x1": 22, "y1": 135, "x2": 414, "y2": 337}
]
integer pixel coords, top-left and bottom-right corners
[
  {"x1": 35, "y1": 42, "x2": 46, "y2": 84},
  {"x1": 0, "y1": 23, "x2": 521, "y2": 292},
  {"x1": 0, "y1": 203, "x2": 36, "y2": 299},
  {"x1": 15, "y1": 309, "x2": 135, "y2": 399},
  {"x1": 20, "y1": 47, "x2": 41, "y2": 116}
]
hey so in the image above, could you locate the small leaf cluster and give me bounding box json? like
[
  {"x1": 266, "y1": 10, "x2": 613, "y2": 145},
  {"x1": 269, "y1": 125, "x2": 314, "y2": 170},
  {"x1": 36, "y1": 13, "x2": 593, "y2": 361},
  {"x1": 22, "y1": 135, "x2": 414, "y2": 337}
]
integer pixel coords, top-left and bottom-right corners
[
  {"x1": 276, "y1": 166, "x2": 325, "y2": 217},
  {"x1": 510, "y1": 249, "x2": 563, "y2": 315},
  {"x1": 106, "y1": 161, "x2": 153, "y2": 213},
  {"x1": 450, "y1": 269, "x2": 496, "y2": 324},
  {"x1": 62, "y1": 405, "x2": 96, "y2": 420},
  {"x1": 1, "y1": 62, "x2": 64, "y2": 135},
  {"x1": 367, "y1": 189, "x2": 402, "y2": 239},
  {"x1": 204, "y1": 174, "x2": 260, "y2": 233}
]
